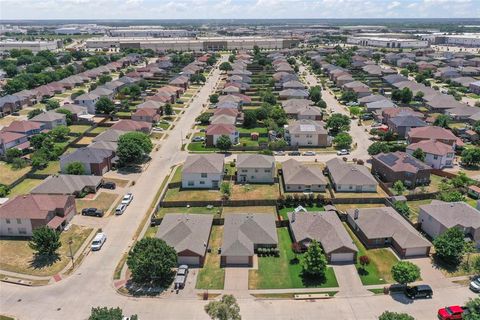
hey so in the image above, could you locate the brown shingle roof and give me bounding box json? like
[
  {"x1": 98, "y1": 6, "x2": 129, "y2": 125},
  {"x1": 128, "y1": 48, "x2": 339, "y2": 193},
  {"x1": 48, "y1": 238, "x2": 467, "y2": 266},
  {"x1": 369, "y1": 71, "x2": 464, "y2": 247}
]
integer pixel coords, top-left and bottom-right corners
[{"x1": 0, "y1": 194, "x2": 72, "y2": 219}]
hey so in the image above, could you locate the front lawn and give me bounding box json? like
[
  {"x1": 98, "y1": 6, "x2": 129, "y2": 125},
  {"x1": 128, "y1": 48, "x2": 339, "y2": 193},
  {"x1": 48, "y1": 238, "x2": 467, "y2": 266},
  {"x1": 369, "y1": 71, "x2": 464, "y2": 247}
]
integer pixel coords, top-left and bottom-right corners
[
  {"x1": 187, "y1": 142, "x2": 217, "y2": 152},
  {"x1": 0, "y1": 225, "x2": 93, "y2": 276},
  {"x1": 249, "y1": 228, "x2": 338, "y2": 289},
  {"x1": 278, "y1": 204, "x2": 324, "y2": 220},
  {"x1": 230, "y1": 183, "x2": 280, "y2": 200},
  {"x1": 344, "y1": 223, "x2": 398, "y2": 285},
  {"x1": 75, "y1": 192, "x2": 119, "y2": 215},
  {"x1": 196, "y1": 226, "x2": 225, "y2": 290},
  {"x1": 9, "y1": 179, "x2": 43, "y2": 196},
  {"x1": 0, "y1": 162, "x2": 30, "y2": 185}
]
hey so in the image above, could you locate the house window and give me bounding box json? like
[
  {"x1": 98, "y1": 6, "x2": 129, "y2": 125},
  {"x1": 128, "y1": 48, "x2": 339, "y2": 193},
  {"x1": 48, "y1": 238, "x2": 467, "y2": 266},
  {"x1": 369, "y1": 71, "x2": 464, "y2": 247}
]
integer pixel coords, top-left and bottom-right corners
[
  {"x1": 241, "y1": 169, "x2": 247, "y2": 173},
  {"x1": 201, "y1": 173, "x2": 207, "y2": 178},
  {"x1": 18, "y1": 228, "x2": 27, "y2": 235},
  {"x1": 16, "y1": 219, "x2": 21, "y2": 224},
  {"x1": 349, "y1": 185, "x2": 353, "y2": 190},
  {"x1": 7, "y1": 228, "x2": 12, "y2": 234},
  {"x1": 433, "y1": 155, "x2": 438, "y2": 160},
  {"x1": 188, "y1": 181, "x2": 194, "y2": 186},
  {"x1": 264, "y1": 169, "x2": 271, "y2": 173},
  {"x1": 255, "y1": 169, "x2": 258, "y2": 173},
  {"x1": 199, "y1": 181, "x2": 205, "y2": 185},
  {"x1": 5, "y1": 218, "x2": 10, "y2": 224}
]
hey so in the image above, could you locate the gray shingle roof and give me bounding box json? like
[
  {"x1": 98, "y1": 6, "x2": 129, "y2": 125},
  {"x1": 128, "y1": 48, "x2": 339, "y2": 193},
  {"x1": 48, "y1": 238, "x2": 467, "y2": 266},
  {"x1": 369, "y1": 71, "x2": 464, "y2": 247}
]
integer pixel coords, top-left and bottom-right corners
[
  {"x1": 156, "y1": 214, "x2": 213, "y2": 256},
  {"x1": 288, "y1": 211, "x2": 357, "y2": 254},
  {"x1": 282, "y1": 159, "x2": 327, "y2": 186},
  {"x1": 389, "y1": 115, "x2": 427, "y2": 127},
  {"x1": 183, "y1": 154, "x2": 225, "y2": 174},
  {"x1": 326, "y1": 158, "x2": 378, "y2": 186},
  {"x1": 287, "y1": 119, "x2": 327, "y2": 135},
  {"x1": 31, "y1": 110, "x2": 66, "y2": 122},
  {"x1": 60, "y1": 147, "x2": 113, "y2": 164},
  {"x1": 92, "y1": 129, "x2": 125, "y2": 143},
  {"x1": 31, "y1": 174, "x2": 102, "y2": 195},
  {"x1": 420, "y1": 200, "x2": 480, "y2": 230},
  {"x1": 222, "y1": 214, "x2": 278, "y2": 256},
  {"x1": 237, "y1": 154, "x2": 274, "y2": 169}
]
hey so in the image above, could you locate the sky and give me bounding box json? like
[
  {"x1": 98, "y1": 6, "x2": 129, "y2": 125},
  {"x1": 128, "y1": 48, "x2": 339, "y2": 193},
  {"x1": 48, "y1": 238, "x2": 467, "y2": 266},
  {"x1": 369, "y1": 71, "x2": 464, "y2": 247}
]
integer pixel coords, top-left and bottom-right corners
[{"x1": 0, "y1": 0, "x2": 479, "y2": 20}]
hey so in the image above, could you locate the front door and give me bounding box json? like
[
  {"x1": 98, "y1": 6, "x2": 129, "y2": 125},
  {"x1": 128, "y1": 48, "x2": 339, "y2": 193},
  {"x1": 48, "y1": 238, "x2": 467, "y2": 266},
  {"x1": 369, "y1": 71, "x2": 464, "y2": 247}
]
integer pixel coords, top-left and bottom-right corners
[{"x1": 212, "y1": 180, "x2": 219, "y2": 189}]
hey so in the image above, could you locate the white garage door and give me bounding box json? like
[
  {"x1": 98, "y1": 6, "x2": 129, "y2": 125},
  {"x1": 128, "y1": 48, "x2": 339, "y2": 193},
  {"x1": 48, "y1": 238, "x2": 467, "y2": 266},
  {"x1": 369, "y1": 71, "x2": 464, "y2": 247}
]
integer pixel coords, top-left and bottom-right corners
[
  {"x1": 178, "y1": 256, "x2": 200, "y2": 266},
  {"x1": 226, "y1": 256, "x2": 250, "y2": 266},
  {"x1": 405, "y1": 247, "x2": 427, "y2": 258},
  {"x1": 330, "y1": 252, "x2": 355, "y2": 263}
]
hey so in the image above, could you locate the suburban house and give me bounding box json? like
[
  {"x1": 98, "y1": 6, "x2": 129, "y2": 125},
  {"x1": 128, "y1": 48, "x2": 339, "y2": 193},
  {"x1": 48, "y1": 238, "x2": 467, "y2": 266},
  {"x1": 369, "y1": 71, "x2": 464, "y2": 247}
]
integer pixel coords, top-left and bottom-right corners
[
  {"x1": 387, "y1": 115, "x2": 427, "y2": 138},
  {"x1": 221, "y1": 213, "x2": 278, "y2": 266},
  {"x1": 210, "y1": 114, "x2": 236, "y2": 125},
  {"x1": 60, "y1": 147, "x2": 115, "y2": 176},
  {"x1": 325, "y1": 158, "x2": 378, "y2": 193},
  {"x1": 30, "y1": 110, "x2": 67, "y2": 129},
  {"x1": 381, "y1": 107, "x2": 423, "y2": 124},
  {"x1": 470, "y1": 81, "x2": 480, "y2": 95},
  {"x1": 74, "y1": 92, "x2": 100, "y2": 114},
  {"x1": 371, "y1": 152, "x2": 432, "y2": 187},
  {"x1": 205, "y1": 124, "x2": 239, "y2": 147},
  {"x1": 347, "y1": 207, "x2": 431, "y2": 258},
  {"x1": 284, "y1": 120, "x2": 329, "y2": 147},
  {"x1": 182, "y1": 154, "x2": 225, "y2": 189},
  {"x1": 155, "y1": 214, "x2": 213, "y2": 266},
  {"x1": 279, "y1": 89, "x2": 309, "y2": 100},
  {"x1": 419, "y1": 200, "x2": 480, "y2": 249},
  {"x1": 283, "y1": 104, "x2": 322, "y2": 121},
  {"x1": 60, "y1": 104, "x2": 90, "y2": 122},
  {"x1": 3, "y1": 120, "x2": 45, "y2": 137},
  {"x1": 111, "y1": 120, "x2": 152, "y2": 134},
  {"x1": 30, "y1": 174, "x2": 103, "y2": 196},
  {"x1": 237, "y1": 154, "x2": 275, "y2": 183},
  {"x1": 131, "y1": 108, "x2": 160, "y2": 123},
  {"x1": 288, "y1": 210, "x2": 358, "y2": 263},
  {"x1": 0, "y1": 194, "x2": 76, "y2": 237},
  {"x1": 92, "y1": 129, "x2": 125, "y2": 143},
  {"x1": 406, "y1": 140, "x2": 454, "y2": 169},
  {"x1": 282, "y1": 159, "x2": 327, "y2": 192},
  {"x1": 407, "y1": 126, "x2": 461, "y2": 148},
  {"x1": 0, "y1": 131, "x2": 29, "y2": 155}
]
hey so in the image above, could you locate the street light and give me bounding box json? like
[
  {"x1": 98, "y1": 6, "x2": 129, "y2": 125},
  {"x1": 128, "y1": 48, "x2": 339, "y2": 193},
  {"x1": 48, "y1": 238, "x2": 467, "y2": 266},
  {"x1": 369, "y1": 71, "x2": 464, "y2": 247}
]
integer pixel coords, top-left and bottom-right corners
[{"x1": 68, "y1": 239, "x2": 74, "y2": 269}]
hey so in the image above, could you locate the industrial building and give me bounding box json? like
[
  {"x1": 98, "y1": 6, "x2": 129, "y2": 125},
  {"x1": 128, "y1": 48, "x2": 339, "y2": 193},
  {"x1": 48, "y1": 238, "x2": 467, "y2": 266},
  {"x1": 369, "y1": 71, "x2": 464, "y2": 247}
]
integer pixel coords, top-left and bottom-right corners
[
  {"x1": 421, "y1": 33, "x2": 480, "y2": 47},
  {"x1": 0, "y1": 40, "x2": 60, "y2": 52},
  {"x1": 347, "y1": 36, "x2": 428, "y2": 48},
  {"x1": 109, "y1": 28, "x2": 196, "y2": 38}
]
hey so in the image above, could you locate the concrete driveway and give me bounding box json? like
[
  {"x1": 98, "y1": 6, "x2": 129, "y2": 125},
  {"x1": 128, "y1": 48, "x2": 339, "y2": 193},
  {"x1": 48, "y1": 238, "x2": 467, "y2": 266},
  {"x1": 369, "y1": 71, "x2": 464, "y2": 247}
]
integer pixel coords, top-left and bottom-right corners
[
  {"x1": 412, "y1": 257, "x2": 455, "y2": 289},
  {"x1": 333, "y1": 264, "x2": 372, "y2": 297},
  {"x1": 224, "y1": 268, "x2": 250, "y2": 297}
]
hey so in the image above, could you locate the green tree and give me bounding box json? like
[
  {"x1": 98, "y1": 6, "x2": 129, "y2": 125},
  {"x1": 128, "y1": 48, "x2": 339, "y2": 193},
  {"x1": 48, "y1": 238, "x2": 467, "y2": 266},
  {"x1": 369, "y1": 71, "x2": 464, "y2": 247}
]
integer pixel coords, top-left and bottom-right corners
[
  {"x1": 462, "y1": 148, "x2": 480, "y2": 166},
  {"x1": 220, "y1": 182, "x2": 231, "y2": 199},
  {"x1": 191, "y1": 73, "x2": 206, "y2": 84},
  {"x1": 242, "y1": 110, "x2": 257, "y2": 128},
  {"x1": 27, "y1": 108, "x2": 43, "y2": 119},
  {"x1": 49, "y1": 125, "x2": 70, "y2": 142},
  {"x1": 117, "y1": 132, "x2": 153, "y2": 166},
  {"x1": 56, "y1": 108, "x2": 74, "y2": 125},
  {"x1": 209, "y1": 94, "x2": 219, "y2": 104},
  {"x1": 95, "y1": 97, "x2": 115, "y2": 114},
  {"x1": 31, "y1": 150, "x2": 49, "y2": 168},
  {"x1": 126, "y1": 237, "x2": 177, "y2": 286},
  {"x1": 207, "y1": 55, "x2": 217, "y2": 66},
  {"x1": 89, "y1": 306, "x2": 138, "y2": 320},
  {"x1": 433, "y1": 227, "x2": 466, "y2": 265},
  {"x1": 333, "y1": 132, "x2": 352, "y2": 149},
  {"x1": 97, "y1": 74, "x2": 112, "y2": 85},
  {"x1": 472, "y1": 256, "x2": 480, "y2": 274},
  {"x1": 71, "y1": 90, "x2": 85, "y2": 100},
  {"x1": 261, "y1": 90, "x2": 277, "y2": 105},
  {"x1": 433, "y1": 114, "x2": 451, "y2": 128},
  {"x1": 412, "y1": 148, "x2": 426, "y2": 162},
  {"x1": 378, "y1": 311, "x2": 415, "y2": 320},
  {"x1": 164, "y1": 103, "x2": 173, "y2": 116},
  {"x1": 326, "y1": 113, "x2": 350, "y2": 132},
  {"x1": 340, "y1": 91, "x2": 357, "y2": 103},
  {"x1": 255, "y1": 107, "x2": 269, "y2": 121},
  {"x1": 391, "y1": 261, "x2": 420, "y2": 286},
  {"x1": 219, "y1": 62, "x2": 233, "y2": 71},
  {"x1": 437, "y1": 189, "x2": 465, "y2": 202},
  {"x1": 45, "y1": 99, "x2": 60, "y2": 111},
  {"x1": 368, "y1": 142, "x2": 390, "y2": 155},
  {"x1": 393, "y1": 180, "x2": 406, "y2": 195},
  {"x1": 29, "y1": 226, "x2": 61, "y2": 256},
  {"x1": 464, "y1": 298, "x2": 480, "y2": 320},
  {"x1": 308, "y1": 86, "x2": 322, "y2": 103},
  {"x1": 196, "y1": 113, "x2": 212, "y2": 125},
  {"x1": 393, "y1": 201, "x2": 410, "y2": 217},
  {"x1": 302, "y1": 240, "x2": 327, "y2": 278},
  {"x1": 414, "y1": 91, "x2": 424, "y2": 101},
  {"x1": 65, "y1": 161, "x2": 85, "y2": 175},
  {"x1": 400, "y1": 87, "x2": 413, "y2": 104},
  {"x1": 216, "y1": 135, "x2": 232, "y2": 152},
  {"x1": 0, "y1": 184, "x2": 9, "y2": 197},
  {"x1": 5, "y1": 148, "x2": 22, "y2": 163},
  {"x1": 205, "y1": 294, "x2": 241, "y2": 320}
]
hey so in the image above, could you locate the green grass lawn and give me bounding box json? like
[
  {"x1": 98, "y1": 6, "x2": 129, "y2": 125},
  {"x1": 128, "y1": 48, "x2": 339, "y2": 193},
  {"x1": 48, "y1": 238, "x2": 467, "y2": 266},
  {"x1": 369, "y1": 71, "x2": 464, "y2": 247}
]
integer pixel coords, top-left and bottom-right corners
[
  {"x1": 75, "y1": 192, "x2": 119, "y2": 215},
  {"x1": 155, "y1": 206, "x2": 220, "y2": 219},
  {"x1": 68, "y1": 124, "x2": 91, "y2": 134},
  {"x1": 187, "y1": 142, "x2": 217, "y2": 152},
  {"x1": 89, "y1": 127, "x2": 109, "y2": 134},
  {"x1": 344, "y1": 223, "x2": 398, "y2": 285},
  {"x1": 391, "y1": 174, "x2": 446, "y2": 195},
  {"x1": 35, "y1": 161, "x2": 60, "y2": 175},
  {"x1": 278, "y1": 205, "x2": 324, "y2": 220},
  {"x1": 249, "y1": 228, "x2": 338, "y2": 289},
  {"x1": 196, "y1": 226, "x2": 225, "y2": 290},
  {"x1": 164, "y1": 187, "x2": 221, "y2": 202},
  {"x1": 230, "y1": 183, "x2": 280, "y2": 200},
  {"x1": 0, "y1": 162, "x2": 30, "y2": 185},
  {"x1": 9, "y1": 179, "x2": 43, "y2": 196},
  {"x1": 238, "y1": 126, "x2": 268, "y2": 134},
  {"x1": 171, "y1": 166, "x2": 183, "y2": 183},
  {"x1": 406, "y1": 199, "x2": 434, "y2": 223}
]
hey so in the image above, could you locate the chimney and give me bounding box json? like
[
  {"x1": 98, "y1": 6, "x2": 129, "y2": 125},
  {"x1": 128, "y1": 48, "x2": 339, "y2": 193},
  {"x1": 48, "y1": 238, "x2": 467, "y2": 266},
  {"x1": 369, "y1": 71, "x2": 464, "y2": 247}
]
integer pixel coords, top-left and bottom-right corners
[
  {"x1": 291, "y1": 211, "x2": 296, "y2": 223},
  {"x1": 354, "y1": 209, "x2": 359, "y2": 220}
]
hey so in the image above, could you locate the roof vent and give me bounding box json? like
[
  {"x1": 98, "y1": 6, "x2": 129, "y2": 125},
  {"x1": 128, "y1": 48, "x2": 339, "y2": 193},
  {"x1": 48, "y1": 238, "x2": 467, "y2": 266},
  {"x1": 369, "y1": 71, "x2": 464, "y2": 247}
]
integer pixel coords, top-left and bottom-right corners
[{"x1": 354, "y1": 209, "x2": 360, "y2": 220}]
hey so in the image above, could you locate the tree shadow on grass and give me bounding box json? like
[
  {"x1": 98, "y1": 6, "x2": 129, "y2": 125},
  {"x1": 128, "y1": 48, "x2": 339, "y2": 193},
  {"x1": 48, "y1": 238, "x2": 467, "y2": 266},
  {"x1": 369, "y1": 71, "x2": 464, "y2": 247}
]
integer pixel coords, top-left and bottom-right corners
[
  {"x1": 29, "y1": 253, "x2": 60, "y2": 270},
  {"x1": 357, "y1": 267, "x2": 370, "y2": 277},
  {"x1": 124, "y1": 279, "x2": 168, "y2": 297},
  {"x1": 300, "y1": 272, "x2": 327, "y2": 287}
]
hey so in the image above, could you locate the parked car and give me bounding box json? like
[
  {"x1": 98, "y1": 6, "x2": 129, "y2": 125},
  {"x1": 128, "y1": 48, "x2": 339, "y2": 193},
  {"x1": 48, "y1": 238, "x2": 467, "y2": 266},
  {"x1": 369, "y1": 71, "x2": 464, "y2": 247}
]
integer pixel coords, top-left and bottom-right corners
[
  {"x1": 273, "y1": 151, "x2": 285, "y2": 156},
  {"x1": 302, "y1": 151, "x2": 316, "y2": 156},
  {"x1": 288, "y1": 151, "x2": 301, "y2": 156},
  {"x1": 437, "y1": 306, "x2": 465, "y2": 320},
  {"x1": 337, "y1": 149, "x2": 350, "y2": 156},
  {"x1": 361, "y1": 113, "x2": 374, "y2": 120},
  {"x1": 91, "y1": 233, "x2": 107, "y2": 251},
  {"x1": 121, "y1": 193, "x2": 134, "y2": 206},
  {"x1": 81, "y1": 208, "x2": 104, "y2": 217},
  {"x1": 192, "y1": 136, "x2": 205, "y2": 142},
  {"x1": 101, "y1": 181, "x2": 116, "y2": 190},
  {"x1": 174, "y1": 265, "x2": 189, "y2": 290},
  {"x1": 115, "y1": 204, "x2": 127, "y2": 215},
  {"x1": 405, "y1": 285, "x2": 433, "y2": 299},
  {"x1": 152, "y1": 127, "x2": 164, "y2": 132},
  {"x1": 469, "y1": 276, "x2": 480, "y2": 292}
]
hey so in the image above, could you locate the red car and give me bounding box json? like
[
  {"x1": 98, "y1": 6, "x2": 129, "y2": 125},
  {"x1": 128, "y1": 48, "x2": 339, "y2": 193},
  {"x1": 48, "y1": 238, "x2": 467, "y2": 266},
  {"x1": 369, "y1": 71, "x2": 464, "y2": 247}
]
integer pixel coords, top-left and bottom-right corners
[{"x1": 438, "y1": 306, "x2": 464, "y2": 320}]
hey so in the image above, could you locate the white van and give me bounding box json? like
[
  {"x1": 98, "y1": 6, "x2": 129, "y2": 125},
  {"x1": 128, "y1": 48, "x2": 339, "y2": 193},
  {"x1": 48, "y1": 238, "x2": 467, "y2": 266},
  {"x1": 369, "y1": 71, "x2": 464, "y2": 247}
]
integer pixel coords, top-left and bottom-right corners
[{"x1": 91, "y1": 233, "x2": 107, "y2": 251}]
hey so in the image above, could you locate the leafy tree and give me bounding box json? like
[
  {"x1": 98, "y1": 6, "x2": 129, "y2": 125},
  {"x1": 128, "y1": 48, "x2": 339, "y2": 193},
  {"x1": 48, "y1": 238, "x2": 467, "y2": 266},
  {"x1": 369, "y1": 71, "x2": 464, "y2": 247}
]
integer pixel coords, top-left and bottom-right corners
[
  {"x1": 164, "y1": 103, "x2": 173, "y2": 116},
  {"x1": 220, "y1": 182, "x2": 231, "y2": 199},
  {"x1": 359, "y1": 255, "x2": 370, "y2": 270},
  {"x1": 5, "y1": 148, "x2": 22, "y2": 163},
  {"x1": 97, "y1": 74, "x2": 112, "y2": 85},
  {"x1": 393, "y1": 180, "x2": 406, "y2": 195},
  {"x1": 414, "y1": 91, "x2": 424, "y2": 101},
  {"x1": 340, "y1": 91, "x2": 357, "y2": 103},
  {"x1": 462, "y1": 148, "x2": 480, "y2": 166},
  {"x1": 433, "y1": 227, "x2": 466, "y2": 265},
  {"x1": 472, "y1": 256, "x2": 480, "y2": 274},
  {"x1": 27, "y1": 108, "x2": 43, "y2": 119},
  {"x1": 95, "y1": 97, "x2": 115, "y2": 114},
  {"x1": 393, "y1": 201, "x2": 410, "y2": 217},
  {"x1": 49, "y1": 125, "x2": 70, "y2": 142},
  {"x1": 219, "y1": 62, "x2": 233, "y2": 71},
  {"x1": 464, "y1": 298, "x2": 480, "y2": 320},
  {"x1": 242, "y1": 110, "x2": 257, "y2": 128},
  {"x1": 45, "y1": 99, "x2": 60, "y2": 111},
  {"x1": 268, "y1": 139, "x2": 287, "y2": 151},
  {"x1": 65, "y1": 161, "x2": 85, "y2": 175},
  {"x1": 191, "y1": 73, "x2": 206, "y2": 84},
  {"x1": 127, "y1": 237, "x2": 177, "y2": 286},
  {"x1": 316, "y1": 99, "x2": 327, "y2": 108},
  {"x1": 127, "y1": 85, "x2": 141, "y2": 98},
  {"x1": 117, "y1": 132, "x2": 153, "y2": 166},
  {"x1": 450, "y1": 172, "x2": 472, "y2": 188},
  {"x1": 56, "y1": 108, "x2": 73, "y2": 125},
  {"x1": 378, "y1": 311, "x2": 415, "y2": 320},
  {"x1": 326, "y1": 113, "x2": 350, "y2": 132},
  {"x1": 207, "y1": 55, "x2": 217, "y2": 66},
  {"x1": 209, "y1": 94, "x2": 219, "y2": 104},
  {"x1": 261, "y1": 90, "x2": 277, "y2": 105},
  {"x1": 255, "y1": 107, "x2": 268, "y2": 121},
  {"x1": 368, "y1": 142, "x2": 391, "y2": 155},
  {"x1": 11, "y1": 157, "x2": 27, "y2": 169},
  {"x1": 400, "y1": 87, "x2": 413, "y2": 104},
  {"x1": 205, "y1": 294, "x2": 241, "y2": 320},
  {"x1": 437, "y1": 189, "x2": 465, "y2": 202},
  {"x1": 89, "y1": 306, "x2": 138, "y2": 320},
  {"x1": 391, "y1": 261, "x2": 420, "y2": 286},
  {"x1": 433, "y1": 114, "x2": 451, "y2": 128},
  {"x1": 308, "y1": 86, "x2": 322, "y2": 103},
  {"x1": 29, "y1": 226, "x2": 61, "y2": 256},
  {"x1": 302, "y1": 240, "x2": 327, "y2": 277},
  {"x1": 412, "y1": 148, "x2": 426, "y2": 162},
  {"x1": 31, "y1": 150, "x2": 49, "y2": 168},
  {"x1": 333, "y1": 132, "x2": 352, "y2": 149},
  {"x1": 228, "y1": 55, "x2": 235, "y2": 63},
  {"x1": 196, "y1": 113, "x2": 211, "y2": 125},
  {"x1": 0, "y1": 184, "x2": 9, "y2": 197},
  {"x1": 216, "y1": 135, "x2": 232, "y2": 152}
]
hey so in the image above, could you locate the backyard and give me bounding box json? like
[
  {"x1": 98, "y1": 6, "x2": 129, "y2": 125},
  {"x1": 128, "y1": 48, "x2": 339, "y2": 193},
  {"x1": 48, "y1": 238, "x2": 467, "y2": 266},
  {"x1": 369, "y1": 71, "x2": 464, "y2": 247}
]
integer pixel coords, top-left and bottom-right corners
[
  {"x1": 0, "y1": 225, "x2": 93, "y2": 276},
  {"x1": 163, "y1": 187, "x2": 221, "y2": 202},
  {"x1": 343, "y1": 223, "x2": 398, "y2": 285},
  {"x1": 249, "y1": 228, "x2": 338, "y2": 289},
  {"x1": 0, "y1": 162, "x2": 30, "y2": 185},
  {"x1": 8, "y1": 179, "x2": 43, "y2": 197},
  {"x1": 278, "y1": 204, "x2": 325, "y2": 220},
  {"x1": 406, "y1": 199, "x2": 434, "y2": 223},
  {"x1": 196, "y1": 226, "x2": 225, "y2": 290},
  {"x1": 230, "y1": 183, "x2": 280, "y2": 200},
  {"x1": 75, "y1": 192, "x2": 120, "y2": 215}
]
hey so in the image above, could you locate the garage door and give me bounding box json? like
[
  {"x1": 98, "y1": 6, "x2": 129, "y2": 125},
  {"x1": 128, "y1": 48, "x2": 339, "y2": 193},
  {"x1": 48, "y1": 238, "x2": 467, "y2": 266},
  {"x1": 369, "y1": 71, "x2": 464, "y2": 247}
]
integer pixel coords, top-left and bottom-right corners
[
  {"x1": 226, "y1": 256, "x2": 250, "y2": 266},
  {"x1": 330, "y1": 252, "x2": 355, "y2": 263},
  {"x1": 405, "y1": 247, "x2": 427, "y2": 258},
  {"x1": 178, "y1": 256, "x2": 200, "y2": 266}
]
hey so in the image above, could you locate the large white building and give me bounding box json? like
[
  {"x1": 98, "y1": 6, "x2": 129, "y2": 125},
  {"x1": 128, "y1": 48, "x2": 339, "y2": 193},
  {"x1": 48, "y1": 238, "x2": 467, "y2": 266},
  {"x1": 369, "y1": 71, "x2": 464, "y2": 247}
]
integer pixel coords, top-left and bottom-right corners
[
  {"x1": 86, "y1": 36, "x2": 299, "y2": 51},
  {"x1": 347, "y1": 36, "x2": 428, "y2": 48},
  {"x1": 421, "y1": 33, "x2": 480, "y2": 47},
  {"x1": 0, "y1": 40, "x2": 59, "y2": 52},
  {"x1": 109, "y1": 28, "x2": 195, "y2": 38}
]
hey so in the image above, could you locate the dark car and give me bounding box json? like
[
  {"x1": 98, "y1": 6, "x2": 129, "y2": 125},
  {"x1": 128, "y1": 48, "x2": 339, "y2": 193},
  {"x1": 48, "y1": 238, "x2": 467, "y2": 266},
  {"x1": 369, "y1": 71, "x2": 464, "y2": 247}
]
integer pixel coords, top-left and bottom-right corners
[
  {"x1": 81, "y1": 208, "x2": 104, "y2": 217},
  {"x1": 288, "y1": 151, "x2": 301, "y2": 156},
  {"x1": 101, "y1": 182, "x2": 116, "y2": 190},
  {"x1": 405, "y1": 285, "x2": 433, "y2": 299}
]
